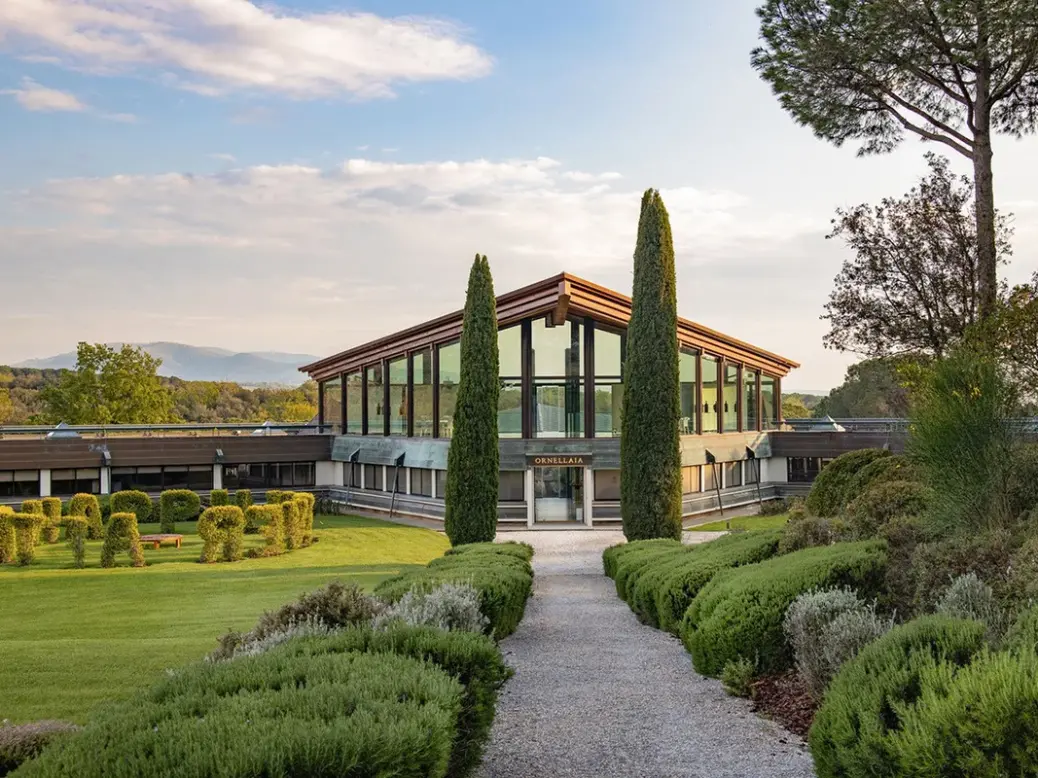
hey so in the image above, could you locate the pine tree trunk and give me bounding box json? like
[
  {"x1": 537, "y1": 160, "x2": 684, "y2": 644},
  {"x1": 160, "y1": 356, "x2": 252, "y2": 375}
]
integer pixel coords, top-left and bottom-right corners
[{"x1": 973, "y1": 131, "x2": 997, "y2": 321}]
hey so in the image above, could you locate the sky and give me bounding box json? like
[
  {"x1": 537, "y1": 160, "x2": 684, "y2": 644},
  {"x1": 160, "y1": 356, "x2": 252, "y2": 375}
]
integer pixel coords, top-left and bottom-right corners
[{"x1": 1, "y1": 0, "x2": 1036, "y2": 391}]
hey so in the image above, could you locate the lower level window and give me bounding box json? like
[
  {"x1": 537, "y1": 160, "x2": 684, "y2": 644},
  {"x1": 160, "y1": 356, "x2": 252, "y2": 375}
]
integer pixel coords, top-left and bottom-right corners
[
  {"x1": 788, "y1": 457, "x2": 823, "y2": 483},
  {"x1": 363, "y1": 464, "x2": 384, "y2": 491},
  {"x1": 113, "y1": 465, "x2": 214, "y2": 492},
  {"x1": 681, "y1": 466, "x2": 701, "y2": 495},
  {"x1": 703, "y1": 463, "x2": 720, "y2": 492},
  {"x1": 411, "y1": 468, "x2": 433, "y2": 497},
  {"x1": 594, "y1": 469, "x2": 621, "y2": 501},
  {"x1": 51, "y1": 468, "x2": 101, "y2": 496},
  {"x1": 499, "y1": 471, "x2": 525, "y2": 502},
  {"x1": 0, "y1": 470, "x2": 39, "y2": 498},
  {"x1": 223, "y1": 462, "x2": 314, "y2": 490},
  {"x1": 724, "y1": 462, "x2": 743, "y2": 488},
  {"x1": 435, "y1": 470, "x2": 447, "y2": 498}
]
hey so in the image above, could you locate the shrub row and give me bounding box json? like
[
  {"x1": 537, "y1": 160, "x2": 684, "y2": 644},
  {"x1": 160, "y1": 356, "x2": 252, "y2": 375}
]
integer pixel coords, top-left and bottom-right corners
[
  {"x1": 374, "y1": 542, "x2": 534, "y2": 639},
  {"x1": 681, "y1": 540, "x2": 888, "y2": 676}
]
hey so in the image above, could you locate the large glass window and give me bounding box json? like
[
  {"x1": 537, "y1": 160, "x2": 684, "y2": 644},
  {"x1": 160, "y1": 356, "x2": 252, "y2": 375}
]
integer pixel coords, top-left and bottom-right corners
[
  {"x1": 412, "y1": 349, "x2": 433, "y2": 437},
  {"x1": 435, "y1": 470, "x2": 447, "y2": 499},
  {"x1": 743, "y1": 369, "x2": 760, "y2": 432},
  {"x1": 112, "y1": 465, "x2": 214, "y2": 492},
  {"x1": 410, "y1": 468, "x2": 433, "y2": 497},
  {"x1": 321, "y1": 376, "x2": 342, "y2": 433},
  {"x1": 723, "y1": 364, "x2": 739, "y2": 432},
  {"x1": 702, "y1": 355, "x2": 719, "y2": 433},
  {"x1": 594, "y1": 469, "x2": 621, "y2": 501},
  {"x1": 388, "y1": 357, "x2": 408, "y2": 436},
  {"x1": 0, "y1": 470, "x2": 40, "y2": 498},
  {"x1": 499, "y1": 380, "x2": 523, "y2": 438},
  {"x1": 499, "y1": 324, "x2": 522, "y2": 377},
  {"x1": 363, "y1": 464, "x2": 384, "y2": 491},
  {"x1": 345, "y1": 372, "x2": 363, "y2": 434},
  {"x1": 682, "y1": 466, "x2": 701, "y2": 494},
  {"x1": 593, "y1": 327, "x2": 624, "y2": 437},
  {"x1": 499, "y1": 471, "x2": 525, "y2": 502},
  {"x1": 762, "y1": 375, "x2": 778, "y2": 430},
  {"x1": 438, "y1": 341, "x2": 460, "y2": 438},
  {"x1": 365, "y1": 364, "x2": 384, "y2": 435},
  {"x1": 680, "y1": 348, "x2": 698, "y2": 435},
  {"x1": 724, "y1": 461, "x2": 743, "y2": 488},
  {"x1": 532, "y1": 318, "x2": 583, "y2": 438},
  {"x1": 222, "y1": 462, "x2": 313, "y2": 490},
  {"x1": 50, "y1": 468, "x2": 101, "y2": 496},
  {"x1": 703, "y1": 463, "x2": 720, "y2": 492}
]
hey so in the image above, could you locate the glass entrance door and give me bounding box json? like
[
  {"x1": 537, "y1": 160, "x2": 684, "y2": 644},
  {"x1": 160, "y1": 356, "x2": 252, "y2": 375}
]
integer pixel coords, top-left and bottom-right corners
[{"x1": 534, "y1": 466, "x2": 584, "y2": 523}]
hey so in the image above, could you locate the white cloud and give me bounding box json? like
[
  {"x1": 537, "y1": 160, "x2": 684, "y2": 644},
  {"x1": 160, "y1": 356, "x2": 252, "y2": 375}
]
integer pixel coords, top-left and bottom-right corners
[
  {"x1": 2, "y1": 77, "x2": 85, "y2": 111},
  {"x1": 0, "y1": 0, "x2": 493, "y2": 98},
  {"x1": 210, "y1": 153, "x2": 237, "y2": 163}
]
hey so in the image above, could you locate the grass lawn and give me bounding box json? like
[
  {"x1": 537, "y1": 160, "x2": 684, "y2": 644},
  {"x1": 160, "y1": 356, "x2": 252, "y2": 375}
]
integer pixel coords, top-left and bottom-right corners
[
  {"x1": 688, "y1": 513, "x2": 790, "y2": 532},
  {"x1": 0, "y1": 514, "x2": 449, "y2": 724}
]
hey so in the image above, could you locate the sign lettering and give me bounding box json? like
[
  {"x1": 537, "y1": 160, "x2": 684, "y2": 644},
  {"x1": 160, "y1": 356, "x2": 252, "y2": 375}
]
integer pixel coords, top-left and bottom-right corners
[{"x1": 527, "y1": 454, "x2": 591, "y2": 467}]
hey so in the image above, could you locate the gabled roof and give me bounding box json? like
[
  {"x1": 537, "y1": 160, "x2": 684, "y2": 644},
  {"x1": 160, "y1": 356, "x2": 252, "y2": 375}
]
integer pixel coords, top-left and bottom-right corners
[{"x1": 300, "y1": 272, "x2": 800, "y2": 381}]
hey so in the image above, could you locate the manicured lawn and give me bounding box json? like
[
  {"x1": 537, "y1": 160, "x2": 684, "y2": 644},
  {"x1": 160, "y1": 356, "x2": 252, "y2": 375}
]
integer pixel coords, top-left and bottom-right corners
[
  {"x1": 0, "y1": 514, "x2": 449, "y2": 724},
  {"x1": 688, "y1": 513, "x2": 790, "y2": 532}
]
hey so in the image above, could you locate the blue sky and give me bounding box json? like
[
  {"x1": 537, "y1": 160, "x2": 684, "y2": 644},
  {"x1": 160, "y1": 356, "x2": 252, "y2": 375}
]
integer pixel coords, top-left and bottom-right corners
[{"x1": 1, "y1": 0, "x2": 1036, "y2": 390}]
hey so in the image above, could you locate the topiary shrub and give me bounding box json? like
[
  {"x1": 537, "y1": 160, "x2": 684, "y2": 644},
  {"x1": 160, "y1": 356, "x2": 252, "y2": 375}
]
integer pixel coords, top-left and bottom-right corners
[
  {"x1": 197, "y1": 506, "x2": 246, "y2": 563},
  {"x1": 244, "y1": 505, "x2": 283, "y2": 554},
  {"x1": 235, "y1": 489, "x2": 254, "y2": 525},
  {"x1": 265, "y1": 489, "x2": 293, "y2": 505},
  {"x1": 0, "y1": 720, "x2": 80, "y2": 775},
  {"x1": 844, "y1": 455, "x2": 919, "y2": 504},
  {"x1": 67, "y1": 494, "x2": 102, "y2": 540},
  {"x1": 20, "y1": 499, "x2": 44, "y2": 516},
  {"x1": 109, "y1": 490, "x2": 152, "y2": 524},
  {"x1": 809, "y1": 615, "x2": 987, "y2": 778},
  {"x1": 40, "y1": 498, "x2": 62, "y2": 544},
  {"x1": 934, "y1": 572, "x2": 1006, "y2": 642},
  {"x1": 280, "y1": 499, "x2": 302, "y2": 550},
  {"x1": 779, "y1": 513, "x2": 852, "y2": 553},
  {"x1": 602, "y1": 538, "x2": 681, "y2": 579},
  {"x1": 681, "y1": 540, "x2": 888, "y2": 677},
  {"x1": 845, "y1": 480, "x2": 933, "y2": 539},
  {"x1": 445, "y1": 541, "x2": 534, "y2": 562},
  {"x1": 806, "y1": 448, "x2": 891, "y2": 518},
  {"x1": 375, "y1": 582, "x2": 489, "y2": 635},
  {"x1": 10, "y1": 512, "x2": 44, "y2": 566},
  {"x1": 100, "y1": 512, "x2": 145, "y2": 568},
  {"x1": 158, "y1": 489, "x2": 200, "y2": 533},
  {"x1": 293, "y1": 492, "x2": 315, "y2": 544},
  {"x1": 614, "y1": 544, "x2": 689, "y2": 603},
  {"x1": 64, "y1": 516, "x2": 89, "y2": 568},
  {"x1": 208, "y1": 489, "x2": 229, "y2": 507},
  {"x1": 0, "y1": 505, "x2": 15, "y2": 564},
  {"x1": 721, "y1": 656, "x2": 756, "y2": 698}
]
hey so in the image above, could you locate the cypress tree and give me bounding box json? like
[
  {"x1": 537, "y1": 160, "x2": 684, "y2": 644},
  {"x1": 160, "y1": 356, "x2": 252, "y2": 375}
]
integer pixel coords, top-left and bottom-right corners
[
  {"x1": 620, "y1": 189, "x2": 683, "y2": 540},
  {"x1": 444, "y1": 255, "x2": 501, "y2": 545}
]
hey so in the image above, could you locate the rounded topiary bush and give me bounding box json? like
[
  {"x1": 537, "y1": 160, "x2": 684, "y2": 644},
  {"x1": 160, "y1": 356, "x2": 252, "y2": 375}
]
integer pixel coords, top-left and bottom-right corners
[
  {"x1": 0, "y1": 505, "x2": 15, "y2": 564},
  {"x1": 235, "y1": 489, "x2": 254, "y2": 519},
  {"x1": 10, "y1": 512, "x2": 44, "y2": 566},
  {"x1": 845, "y1": 455, "x2": 919, "y2": 503},
  {"x1": 64, "y1": 515, "x2": 89, "y2": 568},
  {"x1": 198, "y1": 506, "x2": 246, "y2": 563},
  {"x1": 806, "y1": 448, "x2": 891, "y2": 518},
  {"x1": 809, "y1": 615, "x2": 987, "y2": 778},
  {"x1": 245, "y1": 505, "x2": 283, "y2": 554},
  {"x1": 100, "y1": 512, "x2": 145, "y2": 568},
  {"x1": 209, "y1": 489, "x2": 229, "y2": 507},
  {"x1": 110, "y1": 490, "x2": 152, "y2": 524},
  {"x1": 158, "y1": 489, "x2": 201, "y2": 533},
  {"x1": 40, "y1": 498, "x2": 62, "y2": 543},
  {"x1": 68, "y1": 493, "x2": 103, "y2": 540},
  {"x1": 845, "y1": 480, "x2": 933, "y2": 539}
]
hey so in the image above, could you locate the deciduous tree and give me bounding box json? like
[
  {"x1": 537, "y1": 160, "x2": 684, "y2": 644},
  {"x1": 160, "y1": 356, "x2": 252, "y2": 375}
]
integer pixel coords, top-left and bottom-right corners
[
  {"x1": 814, "y1": 358, "x2": 919, "y2": 419},
  {"x1": 621, "y1": 189, "x2": 683, "y2": 541},
  {"x1": 753, "y1": 0, "x2": 1038, "y2": 320}
]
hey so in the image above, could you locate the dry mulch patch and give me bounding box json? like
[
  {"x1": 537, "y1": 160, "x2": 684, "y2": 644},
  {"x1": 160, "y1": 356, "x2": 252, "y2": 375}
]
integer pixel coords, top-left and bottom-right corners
[{"x1": 750, "y1": 671, "x2": 817, "y2": 738}]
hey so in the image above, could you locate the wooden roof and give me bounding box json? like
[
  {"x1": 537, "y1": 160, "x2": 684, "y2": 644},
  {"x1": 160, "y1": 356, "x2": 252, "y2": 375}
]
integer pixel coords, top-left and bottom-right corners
[{"x1": 300, "y1": 272, "x2": 800, "y2": 381}]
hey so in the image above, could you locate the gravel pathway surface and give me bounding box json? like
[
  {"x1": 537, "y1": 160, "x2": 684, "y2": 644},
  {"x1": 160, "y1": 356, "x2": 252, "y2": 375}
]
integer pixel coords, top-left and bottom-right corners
[{"x1": 477, "y1": 531, "x2": 816, "y2": 778}]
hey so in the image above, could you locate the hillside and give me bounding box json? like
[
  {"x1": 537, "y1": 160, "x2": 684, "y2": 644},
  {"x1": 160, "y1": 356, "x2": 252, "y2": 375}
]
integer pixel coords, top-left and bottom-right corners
[{"x1": 15, "y1": 343, "x2": 318, "y2": 386}]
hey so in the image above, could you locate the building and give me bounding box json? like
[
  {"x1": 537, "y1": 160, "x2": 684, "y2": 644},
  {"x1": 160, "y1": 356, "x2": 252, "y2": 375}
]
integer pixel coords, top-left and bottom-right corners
[{"x1": 0, "y1": 273, "x2": 908, "y2": 527}]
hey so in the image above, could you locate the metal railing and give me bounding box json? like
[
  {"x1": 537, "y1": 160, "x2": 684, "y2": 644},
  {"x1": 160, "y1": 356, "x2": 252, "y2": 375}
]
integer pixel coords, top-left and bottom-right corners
[
  {"x1": 0, "y1": 422, "x2": 337, "y2": 440},
  {"x1": 782, "y1": 417, "x2": 1038, "y2": 433}
]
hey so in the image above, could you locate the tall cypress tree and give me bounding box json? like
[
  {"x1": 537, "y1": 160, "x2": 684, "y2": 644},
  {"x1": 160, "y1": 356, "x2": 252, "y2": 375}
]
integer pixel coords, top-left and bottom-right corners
[
  {"x1": 620, "y1": 189, "x2": 683, "y2": 540},
  {"x1": 444, "y1": 255, "x2": 501, "y2": 545}
]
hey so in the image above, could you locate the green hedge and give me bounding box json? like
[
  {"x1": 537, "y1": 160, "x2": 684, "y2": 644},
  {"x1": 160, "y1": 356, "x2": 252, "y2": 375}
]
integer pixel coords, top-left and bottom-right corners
[
  {"x1": 806, "y1": 449, "x2": 891, "y2": 517},
  {"x1": 845, "y1": 480, "x2": 933, "y2": 539},
  {"x1": 67, "y1": 494, "x2": 102, "y2": 540},
  {"x1": 100, "y1": 512, "x2": 145, "y2": 569},
  {"x1": 208, "y1": 489, "x2": 229, "y2": 507},
  {"x1": 10, "y1": 513, "x2": 44, "y2": 566},
  {"x1": 235, "y1": 490, "x2": 255, "y2": 526},
  {"x1": 15, "y1": 647, "x2": 462, "y2": 778},
  {"x1": 444, "y1": 541, "x2": 534, "y2": 562},
  {"x1": 614, "y1": 544, "x2": 690, "y2": 603},
  {"x1": 0, "y1": 505, "x2": 15, "y2": 564},
  {"x1": 681, "y1": 540, "x2": 888, "y2": 676},
  {"x1": 809, "y1": 615, "x2": 987, "y2": 778},
  {"x1": 109, "y1": 491, "x2": 152, "y2": 524},
  {"x1": 40, "y1": 498, "x2": 62, "y2": 544},
  {"x1": 197, "y1": 506, "x2": 245, "y2": 563},
  {"x1": 245, "y1": 505, "x2": 283, "y2": 554},
  {"x1": 845, "y1": 454, "x2": 919, "y2": 500},
  {"x1": 374, "y1": 543, "x2": 534, "y2": 639},
  {"x1": 602, "y1": 538, "x2": 681, "y2": 579},
  {"x1": 1, "y1": 721, "x2": 79, "y2": 777},
  {"x1": 158, "y1": 490, "x2": 200, "y2": 533}
]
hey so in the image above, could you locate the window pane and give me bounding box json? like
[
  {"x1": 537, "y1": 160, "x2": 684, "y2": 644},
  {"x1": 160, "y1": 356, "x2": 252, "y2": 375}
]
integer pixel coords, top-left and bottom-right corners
[
  {"x1": 364, "y1": 464, "x2": 384, "y2": 491},
  {"x1": 680, "y1": 349, "x2": 698, "y2": 435},
  {"x1": 531, "y1": 317, "x2": 583, "y2": 377},
  {"x1": 724, "y1": 461, "x2": 743, "y2": 487},
  {"x1": 594, "y1": 327, "x2": 623, "y2": 376},
  {"x1": 703, "y1": 463, "x2": 719, "y2": 492},
  {"x1": 412, "y1": 349, "x2": 434, "y2": 438},
  {"x1": 499, "y1": 325, "x2": 523, "y2": 377},
  {"x1": 388, "y1": 357, "x2": 408, "y2": 436},
  {"x1": 345, "y1": 462, "x2": 362, "y2": 487},
  {"x1": 294, "y1": 463, "x2": 313, "y2": 486},
  {"x1": 533, "y1": 380, "x2": 583, "y2": 438},
  {"x1": 162, "y1": 466, "x2": 190, "y2": 490},
  {"x1": 438, "y1": 341, "x2": 460, "y2": 439},
  {"x1": 187, "y1": 467, "x2": 213, "y2": 491},
  {"x1": 345, "y1": 372, "x2": 363, "y2": 434},
  {"x1": 321, "y1": 376, "x2": 342, "y2": 433},
  {"x1": 762, "y1": 375, "x2": 778, "y2": 430},
  {"x1": 702, "y1": 356, "x2": 719, "y2": 433},
  {"x1": 682, "y1": 466, "x2": 701, "y2": 494},
  {"x1": 411, "y1": 468, "x2": 432, "y2": 497},
  {"x1": 435, "y1": 470, "x2": 447, "y2": 499},
  {"x1": 365, "y1": 364, "x2": 384, "y2": 435},
  {"x1": 723, "y1": 365, "x2": 739, "y2": 432},
  {"x1": 743, "y1": 369, "x2": 759, "y2": 432},
  {"x1": 499, "y1": 471, "x2": 525, "y2": 502},
  {"x1": 499, "y1": 379, "x2": 523, "y2": 438},
  {"x1": 593, "y1": 380, "x2": 623, "y2": 437},
  {"x1": 594, "y1": 469, "x2": 621, "y2": 501}
]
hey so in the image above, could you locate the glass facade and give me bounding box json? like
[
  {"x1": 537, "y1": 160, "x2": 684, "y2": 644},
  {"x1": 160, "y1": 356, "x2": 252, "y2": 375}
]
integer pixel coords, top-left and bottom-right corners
[
  {"x1": 682, "y1": 465, "x2": 701, "y2": 494},
  {"x1": 438, "y1": 341, "x2": 460, "y2": 438},
  {"x1": 679, "y1": 348, "x2": 698, "y2": 435},
  {"x1": 321, "y1": 376, "x2": 342, "y2": 433},
  {"x1": 51, "y1": 468, "x2": 102, "y2": 496},
  {"x1": 365, "y1": 365, "x2": 384, "y2": 435},
  {"x1": 594, "y1": 469, "x2": 621, "y2": 500},
  {"x1": 762, "y1": 375, "x2": 778, "y2": 430},
  {"x1": 593, "y1": 328, "x2": 624, "y2": 437},
  {"x1": 743, "y1": 369, "x2": 759, "y2": 432},
  {"x1": 702, "y1": 355, "x2": 719, "y2": 434},
  {"x1": 723, "y1": 364, "x2": 739, "y2": 432},
  {"x1": 532, "y1": 318, "x2": 583, "y2": 438},
  {"x1": 388, "y1": 357, "x2": 408, "y2": 436},
  {"x1": 703, "y1": 463, "x2": 720, "y2": 492},
  {"x1": 0, "y1": 470, "x2": 39, "y2": 498},
  {"x1": 112, "y1": 465, "x2": 214, "y2": 492},
  {"x1": 499, "y1": 471, "x2": 525, "y2": 502},
  {"x1": 363, "y1": 464, "x2": 384, "y2": 491},
  {"x1": 410, "y1": 468, "x2": 433, "y2": 497},
  {"x1": 412, "y1": 349, "x2": 433, "y2": 437},
  {"x1": 724, "y1": 461, "x2": 743, "y2": 488},
  {"x1": 222, "y1": 463, "x2": 314, "y2": 490},
  {"x1": 345, "y1": 372, "x2": 363, "y2": 434}
]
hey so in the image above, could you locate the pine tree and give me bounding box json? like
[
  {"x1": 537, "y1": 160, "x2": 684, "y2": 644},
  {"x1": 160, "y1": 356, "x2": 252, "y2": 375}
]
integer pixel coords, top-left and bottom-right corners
[
  {"x1": 444, "y1": 255, "x2": 501, "y2": 545},
  {"x1": 620, "y1": 189, "x2": 683, "y2": 540}
]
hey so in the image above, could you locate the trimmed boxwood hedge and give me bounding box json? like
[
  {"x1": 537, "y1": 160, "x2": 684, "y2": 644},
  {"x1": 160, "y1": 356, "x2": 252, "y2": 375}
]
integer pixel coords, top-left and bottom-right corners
[
  {"x1": 0, "y1": 505, "x2": 15, "y2": 564},
  {"x1": 109, "y1": 491, "x2": 152, "y2": 524},
  {"x1": 158, "y1": 489, "x2": 200, "y2": 533},
  {"x1": 614, "y1": 545, "x2": 690, "y2": 603},
  {"x1": 374, "y1": 542, "x2": 534, "y2": 639},
  {"x1": 208, "y1": 489, "x2": 229, "y2": 507},
  {"x1": 602, "y1": 538, "x2": 681, "y2": 579},
  {"x1": 809, "y1": 615, "x2": 987, "y2": 778},
  {"x1": 67, "y1": 494, "x2": 102, "y2": 540},
  {"x1": 681, "y1": 540, "x2": 888, "y2": 677},
  {"x1": 806, "y1": 448, "x2": 891, "y2": 518},
  {"x1": 444, "y1": 541, "x2": 534, "y2": 562},
  {"x1": 14, "y1": 646, "x2": 463, "y2": 778},
  {"x1": 40, "y1": 498, "x2": 62, "y2": 544}
]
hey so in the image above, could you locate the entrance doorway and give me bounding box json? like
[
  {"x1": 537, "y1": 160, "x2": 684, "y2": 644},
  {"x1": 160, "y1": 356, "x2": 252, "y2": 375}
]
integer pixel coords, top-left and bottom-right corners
[{"x1": 534, "y1": 466, "x2": 584, "y2": 523}]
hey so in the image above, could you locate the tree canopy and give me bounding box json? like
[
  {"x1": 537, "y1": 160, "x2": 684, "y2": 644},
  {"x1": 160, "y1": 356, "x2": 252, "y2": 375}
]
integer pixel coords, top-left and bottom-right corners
[
  {"x1": 753, "y1": 0, "x2": 1038, "y2": 320},
  {"x1": 814, "y1": 358, "x2": 918, "y2": 419},
  {"x1": 823, "y1": 154, "x2": 1012, "y2": 358}
]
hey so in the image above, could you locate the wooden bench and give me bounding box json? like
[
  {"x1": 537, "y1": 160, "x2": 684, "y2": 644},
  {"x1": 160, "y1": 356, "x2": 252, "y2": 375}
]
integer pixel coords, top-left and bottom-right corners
[{"x1": 139, "y1": 533, "x2": 184, "y2": 550}]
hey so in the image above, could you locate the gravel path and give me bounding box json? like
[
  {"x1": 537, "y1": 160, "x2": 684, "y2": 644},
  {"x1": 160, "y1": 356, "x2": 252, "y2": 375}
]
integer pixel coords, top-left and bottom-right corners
[{"x1": 477, "y1": 531, "x2": 816, "y2": 778}]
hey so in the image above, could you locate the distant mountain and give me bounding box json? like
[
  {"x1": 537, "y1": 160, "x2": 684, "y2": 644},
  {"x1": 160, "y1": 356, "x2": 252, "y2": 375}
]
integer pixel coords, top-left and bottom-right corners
[{"x1": 14, "y1": 342, "x2": 319, "y2": 386}]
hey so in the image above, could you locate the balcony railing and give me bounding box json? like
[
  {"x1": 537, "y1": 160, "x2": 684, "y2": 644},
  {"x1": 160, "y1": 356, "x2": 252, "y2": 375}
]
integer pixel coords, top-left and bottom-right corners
[
  {"x1": 0, "y1": 422, "x2": 336, "y2": 440},
  {"x1": 782, "y1": 417, "x2": 1038, "y2": 433}
]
